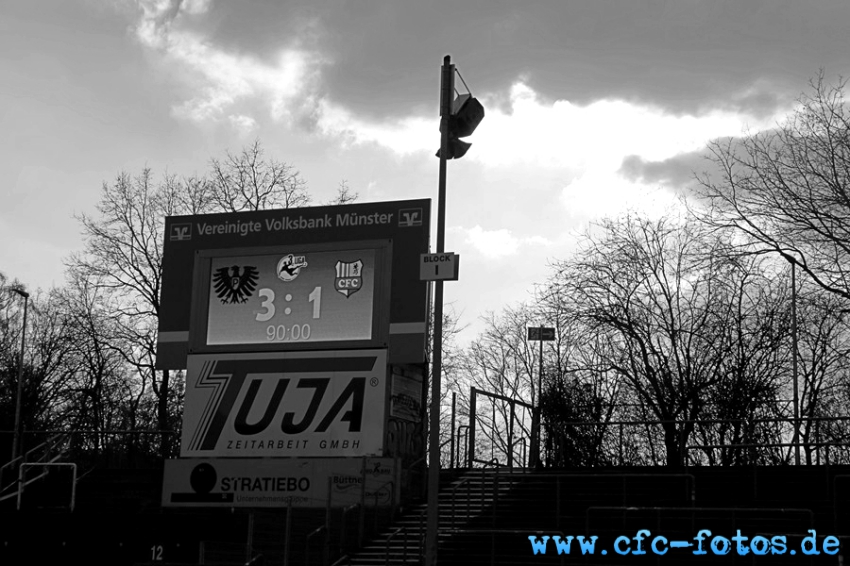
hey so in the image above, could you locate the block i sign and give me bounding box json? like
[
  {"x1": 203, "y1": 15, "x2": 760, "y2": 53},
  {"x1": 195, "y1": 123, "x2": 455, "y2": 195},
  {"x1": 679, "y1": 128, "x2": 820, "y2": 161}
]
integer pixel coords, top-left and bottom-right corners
[{"x1": 420, "y1": 253, "x2": 459, "y2": 281}]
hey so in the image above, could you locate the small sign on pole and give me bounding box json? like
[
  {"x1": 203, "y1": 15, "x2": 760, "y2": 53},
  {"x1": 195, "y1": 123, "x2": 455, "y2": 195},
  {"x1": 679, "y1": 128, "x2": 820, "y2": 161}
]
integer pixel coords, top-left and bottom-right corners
[
  {"x1": 527, "y1": 325, "x2": 555, "y2": 469},
  {"x1": 420, "y1": 252, "x2": 459, "y2": 281},
  {"x1": 527, "y1": 326, "x2": 555, "y2": 341}
]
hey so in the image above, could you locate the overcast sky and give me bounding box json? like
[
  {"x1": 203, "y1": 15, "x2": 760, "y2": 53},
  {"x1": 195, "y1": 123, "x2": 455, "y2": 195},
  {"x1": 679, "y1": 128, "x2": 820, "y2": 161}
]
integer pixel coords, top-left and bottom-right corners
[{"x1": 3, "y1": 0, "x2": 850, "y2": 343}]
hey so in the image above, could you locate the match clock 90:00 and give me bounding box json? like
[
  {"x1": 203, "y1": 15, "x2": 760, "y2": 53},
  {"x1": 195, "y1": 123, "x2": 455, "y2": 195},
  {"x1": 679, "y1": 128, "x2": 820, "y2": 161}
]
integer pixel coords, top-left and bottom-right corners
[{"x1": 203, "y1": 248, "x2": 376, "y2": 346}]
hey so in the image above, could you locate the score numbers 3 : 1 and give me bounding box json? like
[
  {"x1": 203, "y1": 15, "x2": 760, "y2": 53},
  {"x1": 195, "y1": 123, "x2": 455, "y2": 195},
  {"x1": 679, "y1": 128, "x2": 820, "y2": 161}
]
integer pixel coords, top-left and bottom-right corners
[{"x1": 254, "y1": 286, "x2": 322, "y2": 322}]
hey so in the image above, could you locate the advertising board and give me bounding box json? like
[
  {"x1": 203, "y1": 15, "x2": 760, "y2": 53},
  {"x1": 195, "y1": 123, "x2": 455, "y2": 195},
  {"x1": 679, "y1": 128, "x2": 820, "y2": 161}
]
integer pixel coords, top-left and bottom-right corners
[
  {"x1": 157, "y1": 200, "x2": 430, "y2": 368},
  {"x1": 162, "y1": 457, "x2": 397, "y2": 508},
  {"x1": 390, "y1": 371, "x2": 422, "y2": 422},
  {"x1": 181, "y1": 350, "x2": 387, "y2": 458}
]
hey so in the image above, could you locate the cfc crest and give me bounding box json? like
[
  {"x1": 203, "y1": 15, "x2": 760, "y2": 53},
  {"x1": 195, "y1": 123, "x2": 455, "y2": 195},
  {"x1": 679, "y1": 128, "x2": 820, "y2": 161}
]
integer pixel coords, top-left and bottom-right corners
[
  {"x1": 213, "y1": 266, "x2": 259, "y2": 304},
  {"x1": 335, "y1": 260, "x2": 363, "y2": 298}
]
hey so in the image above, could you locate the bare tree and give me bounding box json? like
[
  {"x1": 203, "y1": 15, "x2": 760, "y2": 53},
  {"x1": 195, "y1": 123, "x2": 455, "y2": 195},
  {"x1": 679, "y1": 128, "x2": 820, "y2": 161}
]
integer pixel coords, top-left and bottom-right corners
[
  {"x1": 459, "y1": 304, "x2": 541, "y2": 466},
  {"x1": 545, "y1": 214, "x2": 792, "y2": 466},
  {"x1": 793, "y1": 284, "x2": 850, "y2": 463},
  {"x1": 695, "y1": 73, "x2": 850, "y2": 304},
  {"x1": 209, "y1": 139, "x2": 310, "y2": 211},
  {"x1": 0, "y1": 279, "x2": 83, "y2": 458},
  {"x1": 67, "y1": 141, "x2": 312, "y2": 458},
  {"x1": 691, "y1": 257, "x2": 792, "y2": 465},
  {"x1": 325, "y1": 180, "x2": 359, "y2": 206}
]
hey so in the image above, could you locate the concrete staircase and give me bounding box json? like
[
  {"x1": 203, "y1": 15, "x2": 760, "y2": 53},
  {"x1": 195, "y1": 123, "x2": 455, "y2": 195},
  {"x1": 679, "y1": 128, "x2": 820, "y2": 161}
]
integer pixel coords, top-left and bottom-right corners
[{"x1": 342, "y1": 468, "x2": 524, "y2": 566}]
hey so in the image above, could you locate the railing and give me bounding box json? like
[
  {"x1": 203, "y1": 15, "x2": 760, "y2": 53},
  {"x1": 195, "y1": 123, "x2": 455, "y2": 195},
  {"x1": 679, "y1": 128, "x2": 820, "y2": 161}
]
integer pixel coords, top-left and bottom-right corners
[
  {"x1": 448, "y1": 468, "x2": 507, "y2": 528},
  {"x1": 440, "y1": 529, "x2": 567, "y2": 566},
  {"x1": 16, "y1": 462, "x2": 77, "y2": 511},
  {"x1": 586, "y1": 506, "x2": 815, "y2": 547},
  {"x1": 305, "y1": 525, "x2": 327, "y2": 566},
  {"x1": 450, "y1": 474, "x2": 474, "y2": 529},
  {"x1": 0, "y1": 432, "x2": 72, "y2": 502},
  {"x1": 463, "y1": 413, "x2": 850, "y2": 468},
  {"x1": 384, "y1": 526, "x2": 410, "y2": 566},
  {"x1": 340, "y1": 503, "x2": 360, "y2": 555},
  {"x1": 304, "y1": 457, "x2": 404, "y2": 566},
  {"x1": 455, "y1": 425, "x2": 469, "y2": 468},
  {"x1": 382, "y1": 509, "x2": 425, "y2": 566}
]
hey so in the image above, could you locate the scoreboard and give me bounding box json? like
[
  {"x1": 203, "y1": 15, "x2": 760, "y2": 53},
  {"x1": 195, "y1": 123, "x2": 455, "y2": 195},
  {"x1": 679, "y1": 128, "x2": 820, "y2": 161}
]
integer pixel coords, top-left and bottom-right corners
[
  {"x1": 157, "y1": 199, "x2": 431, "y2": 368},
  {"x1": 192, "y1": 242, "x2": 390, "y2": 353},
  {"x1": 158, "y1": 199, "x2": 429, "y2": 499}
]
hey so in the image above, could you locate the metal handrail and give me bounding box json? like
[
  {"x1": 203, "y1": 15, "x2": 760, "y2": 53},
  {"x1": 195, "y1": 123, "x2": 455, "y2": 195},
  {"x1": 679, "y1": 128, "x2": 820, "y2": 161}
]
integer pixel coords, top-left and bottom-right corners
[
  {"x1": 586, "y1": 506, "x2": 814, "y2": 534},
  {"x1": 456, "y1": 425, "x2": 469, "y2": 468},
  {"x1": 450, "y1": 475, "x2": 474, "y2": 528},
  {"x1": 384, "y1": 526, "x2": 410, "y2": 566},
  {"x1": 340, "y1": 503, "x2": 359, "y2": 554},
  {"x1": 305, "y1": 525, "x2": 326, "y2": 566},
  {"x1": 0, "y1": 432, "x2": 71, "y2": 499},
  {"x1": 448, "y1": 467, "x2": 522, "y2": 528},
  {"x1": 371, "y1": 476, "x2": 399, "y2": 535},
  {"x1": 245, "y1": 553, "x2": 264, "y2": 565},
  {"x1": 440, "y1": 529, "x2": 567, "y2": 566}
]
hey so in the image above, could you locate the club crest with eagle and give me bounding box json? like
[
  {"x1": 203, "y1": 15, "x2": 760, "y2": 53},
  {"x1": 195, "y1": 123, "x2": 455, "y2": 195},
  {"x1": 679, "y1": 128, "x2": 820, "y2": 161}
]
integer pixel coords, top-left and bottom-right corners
[{"x1": 213, "y1": 265, "x2": 259, "y2": 304}]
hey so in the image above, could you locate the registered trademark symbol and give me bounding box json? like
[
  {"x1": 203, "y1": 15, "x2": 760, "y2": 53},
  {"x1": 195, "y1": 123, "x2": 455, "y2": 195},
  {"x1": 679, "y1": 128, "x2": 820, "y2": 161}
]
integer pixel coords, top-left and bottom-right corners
[{"x1": 370, "y1": 377, "x2": 379, "y2": 387}]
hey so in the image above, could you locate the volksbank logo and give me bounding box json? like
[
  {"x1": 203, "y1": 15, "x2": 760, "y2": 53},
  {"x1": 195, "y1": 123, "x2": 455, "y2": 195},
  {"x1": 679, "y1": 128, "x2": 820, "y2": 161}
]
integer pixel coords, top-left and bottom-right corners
[
  {"x1": 398, "y1": 208, "x2": 422, "y2": 227},
  {"x1": 170, "y1": 222, "x2": 192, "y2": 241}
]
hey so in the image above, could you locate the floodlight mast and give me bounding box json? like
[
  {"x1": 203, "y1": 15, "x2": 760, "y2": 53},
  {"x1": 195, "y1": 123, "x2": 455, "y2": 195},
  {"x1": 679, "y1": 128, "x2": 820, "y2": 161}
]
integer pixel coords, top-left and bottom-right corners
[
  {"x1": 424, "y1": 53, "x2": 453, "y2": 566},
  {"x1": 10, "y1": 287, "x2": 29, "y2": 461}
]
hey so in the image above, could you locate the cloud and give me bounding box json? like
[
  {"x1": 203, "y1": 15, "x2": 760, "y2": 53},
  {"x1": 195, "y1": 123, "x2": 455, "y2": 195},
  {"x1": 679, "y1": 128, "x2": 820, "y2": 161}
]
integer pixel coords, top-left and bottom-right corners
[
  {"x1": 619, "y1": 151, "x2": 706, "y2": 189},
  {"x1": 228, "y1": 114, "x2": 258, "y2": 134},
  {"x1": 313, "y1": 79, "x2": 785, "y2": 170},
  {"x1": 471, "y1": 82, "x2": 786, "y2": 170},
  {"x1": 458, "y1": 225, "x2": 552, "y2": 259},
  {"x1": 130, "y1": 0, "x2": 321, "y2": 125},
  {"x1": 560, "y1": 168, "x2": 682, "y2": 222},
  {"x1": 123, "y1": 0, "x2": 796, "y2": 213},
  {"x1": 315, "y1": 102, "x2": 434, "y2": 155}
]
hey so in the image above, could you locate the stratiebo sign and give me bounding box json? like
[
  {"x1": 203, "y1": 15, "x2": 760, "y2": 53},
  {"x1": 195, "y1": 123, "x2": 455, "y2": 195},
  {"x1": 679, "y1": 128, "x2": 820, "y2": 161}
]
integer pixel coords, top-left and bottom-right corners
[
  {"x1": 162, "y1": 457, "x2": 398, "y2": 508},
  {"x1": 181, "y1": 350, "x2": 386, "y2": 458}
]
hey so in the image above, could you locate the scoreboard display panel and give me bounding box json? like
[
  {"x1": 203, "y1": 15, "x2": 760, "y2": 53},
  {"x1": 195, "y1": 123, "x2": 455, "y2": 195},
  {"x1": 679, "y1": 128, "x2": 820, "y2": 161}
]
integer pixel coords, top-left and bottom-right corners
[{"x1": 190, "y1": 241, "x2": 390, "y2": 353}]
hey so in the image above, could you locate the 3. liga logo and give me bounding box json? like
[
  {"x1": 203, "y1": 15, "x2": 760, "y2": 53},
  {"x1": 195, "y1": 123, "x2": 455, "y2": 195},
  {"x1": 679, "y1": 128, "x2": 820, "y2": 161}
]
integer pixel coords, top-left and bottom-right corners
[
  {"x1": 277, "y1": 254, "x2": 308, "y2": 282},
  {"x1": 335, "y1": 260, "x2": 363, "y2": 297}
]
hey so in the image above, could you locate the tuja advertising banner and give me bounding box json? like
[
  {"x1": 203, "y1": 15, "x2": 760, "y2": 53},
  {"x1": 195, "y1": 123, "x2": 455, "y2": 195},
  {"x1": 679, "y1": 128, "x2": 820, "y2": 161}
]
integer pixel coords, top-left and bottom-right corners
[
  {"x1": 180, "y1": 349, "x2": 387, "y2": 458},
  {"x1": 162, "y1": 457, "x2": 397, "y2": 508}
]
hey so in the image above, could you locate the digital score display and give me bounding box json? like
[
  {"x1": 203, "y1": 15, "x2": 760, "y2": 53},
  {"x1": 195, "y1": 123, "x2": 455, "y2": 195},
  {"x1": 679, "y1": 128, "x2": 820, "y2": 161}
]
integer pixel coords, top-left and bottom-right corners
[{"x1": 197, "y1": 244, "x2": 385, "y2": 349}]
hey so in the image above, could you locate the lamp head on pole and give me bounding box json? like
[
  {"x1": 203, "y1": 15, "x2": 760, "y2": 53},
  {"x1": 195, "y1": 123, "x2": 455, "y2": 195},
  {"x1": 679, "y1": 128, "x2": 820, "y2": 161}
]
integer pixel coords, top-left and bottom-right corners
[
  {"x1": 11, "y1": 287, "x2": 29, "y2": 300},
  {"x1": 437, "y1": 93, "x2": 485, "y2": 160}
]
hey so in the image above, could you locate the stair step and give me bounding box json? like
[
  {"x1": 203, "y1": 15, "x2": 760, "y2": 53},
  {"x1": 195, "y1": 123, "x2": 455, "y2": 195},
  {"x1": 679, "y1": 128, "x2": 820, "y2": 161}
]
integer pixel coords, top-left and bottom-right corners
[{"x1": 343, "y1": 469, "x2": 525, "y2": 565}]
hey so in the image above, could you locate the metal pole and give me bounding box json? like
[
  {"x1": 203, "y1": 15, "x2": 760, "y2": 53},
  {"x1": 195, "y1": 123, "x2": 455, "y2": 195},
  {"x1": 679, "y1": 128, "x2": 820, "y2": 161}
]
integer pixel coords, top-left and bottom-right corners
[
  {"x1": 284, "y1": 498, "x2": 292, "y2": 566},
  {"x1": 468, "y1": 388, "x2": 477, "y2": 468},
  {"x1": 538, "y1": 331, "x2": 543, "y2": 465},
  {"x1": 246, "y1": 511, "x2": 254, "y2": 565},
  {"x1": 791, "y1": 263, "x2": 801, "y2": 465},
  {"x1": 450, "y1": 392, "x2": 456, "y2": 469},
  {"x1": 425, "y1": 53, "x2": 452, "y2": 566},
  {"x1": 529, "y1": 328, "x2": 543, "y2": 468},
  {"x1": 11, "y1": 289, "x2": 29, "y2": 461},
  {"x1": 325, "y1": 477, "x2": 332, "y2": 566},
  {"x1": 359, "y1": 456, "x2": 366, "y2": 546}
]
